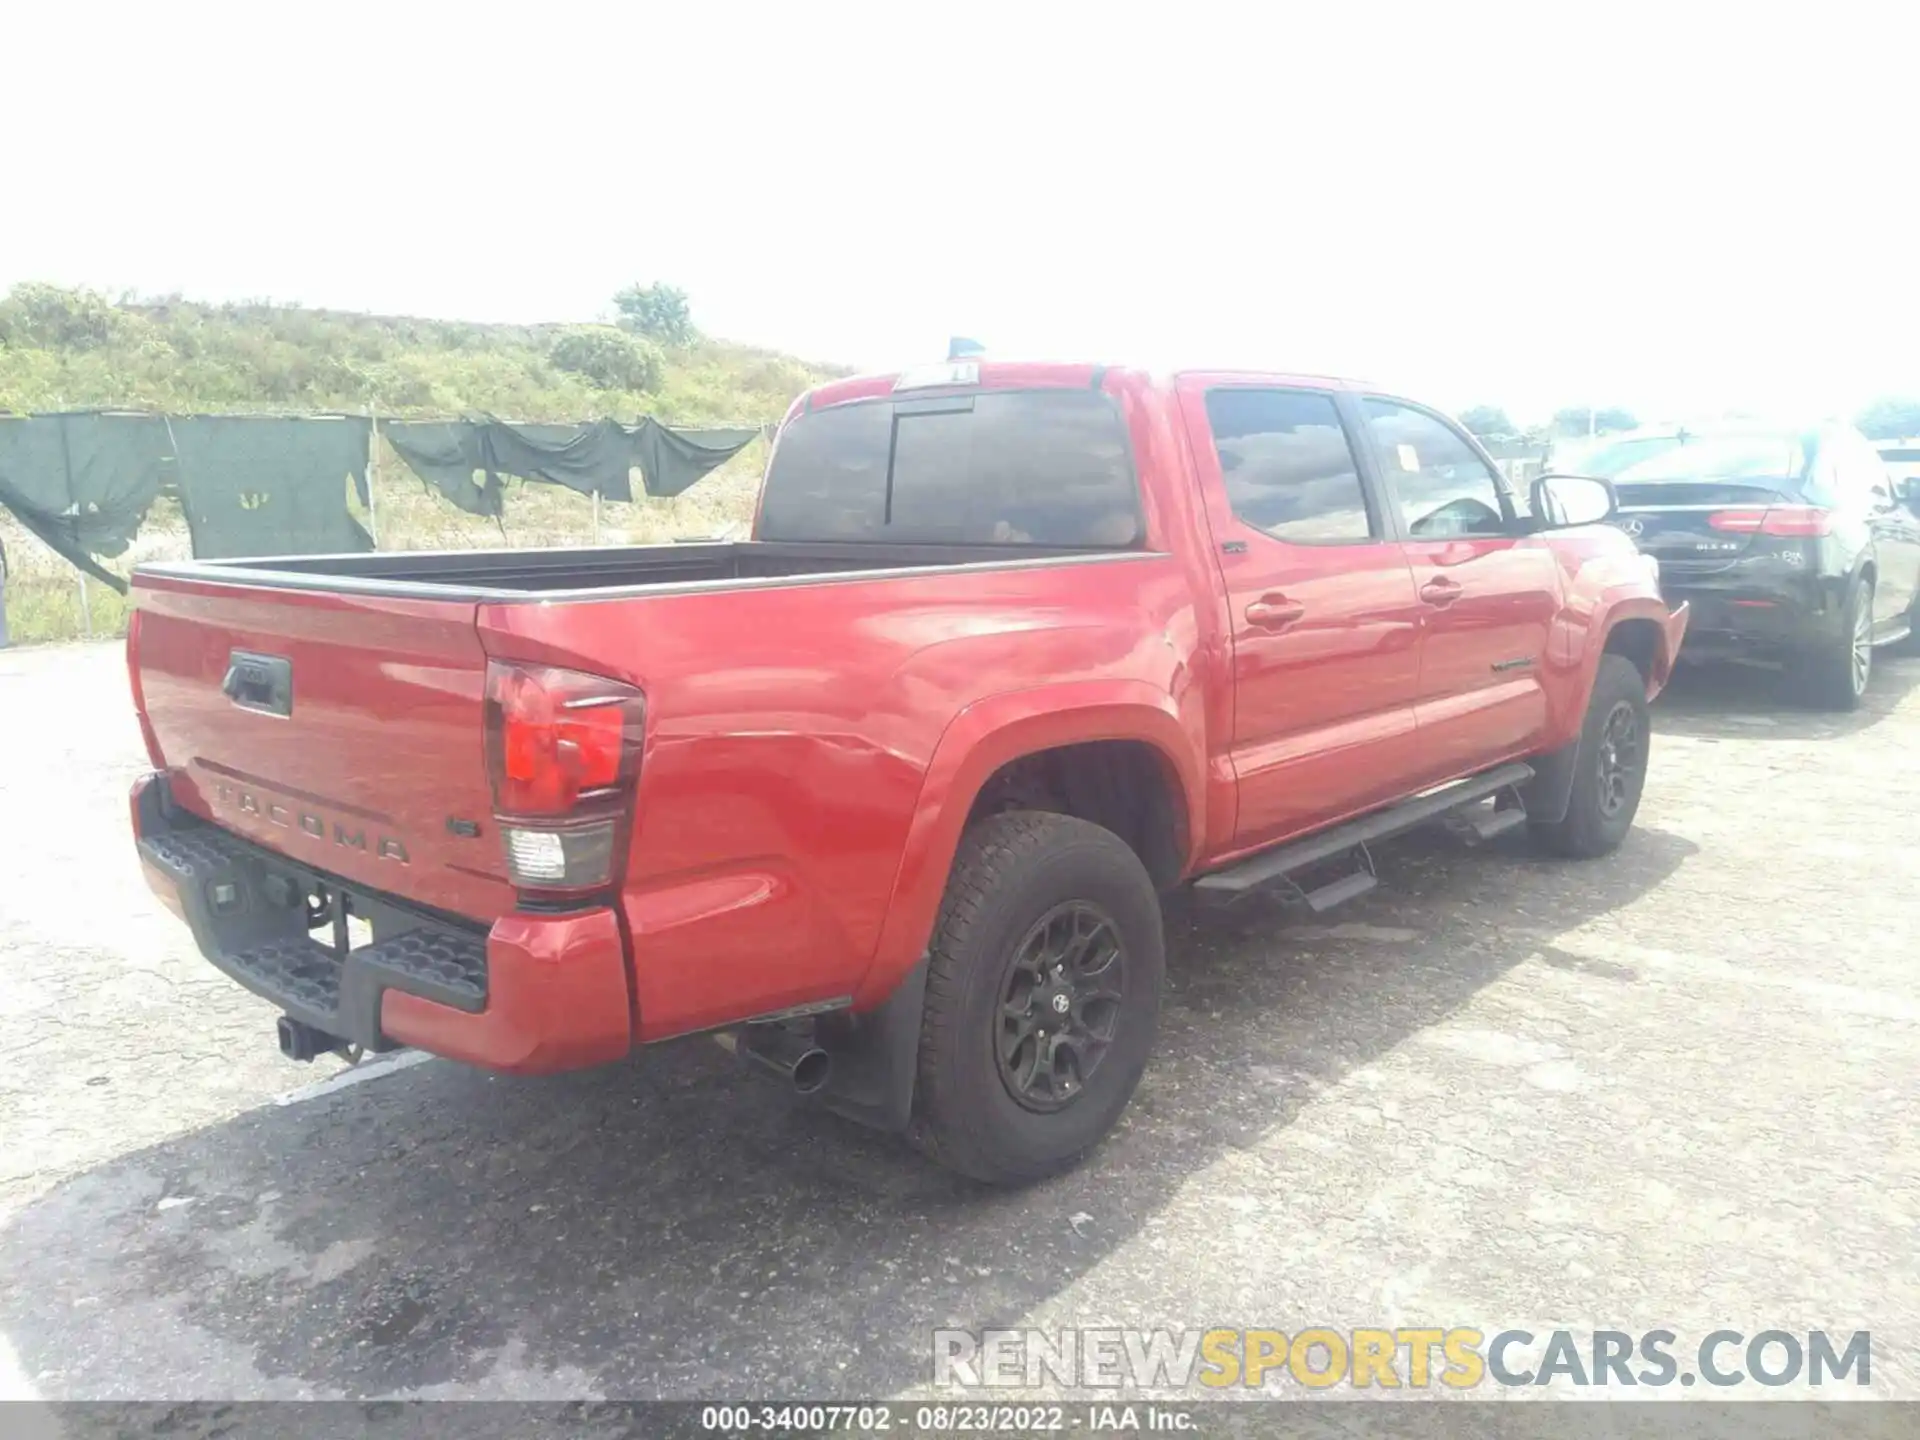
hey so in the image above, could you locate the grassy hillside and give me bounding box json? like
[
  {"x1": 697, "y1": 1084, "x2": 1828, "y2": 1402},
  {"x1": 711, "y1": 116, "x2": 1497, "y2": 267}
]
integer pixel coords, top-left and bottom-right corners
[{"x1": 0, "y1": 283, "x2": 848, "y2": 644}]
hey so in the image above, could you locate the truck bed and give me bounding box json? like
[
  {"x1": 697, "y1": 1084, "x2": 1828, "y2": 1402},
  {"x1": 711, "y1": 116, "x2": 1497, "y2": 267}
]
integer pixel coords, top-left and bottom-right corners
[{"x1": 137, "y1": 539, "x2": 1129, "y2": 599}]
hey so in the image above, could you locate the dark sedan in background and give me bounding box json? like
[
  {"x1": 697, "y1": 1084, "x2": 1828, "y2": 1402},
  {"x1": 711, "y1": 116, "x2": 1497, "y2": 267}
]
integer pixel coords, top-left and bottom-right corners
[{"x1": 1578, "y1": 423, "x2": 1920, "y2": 709}]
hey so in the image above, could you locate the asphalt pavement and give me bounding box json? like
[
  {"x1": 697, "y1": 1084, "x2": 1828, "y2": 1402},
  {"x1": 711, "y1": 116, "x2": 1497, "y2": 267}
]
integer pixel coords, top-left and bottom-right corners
[{"x1": 1, "y1": 641, "x2": 1915, "y2": 1405}]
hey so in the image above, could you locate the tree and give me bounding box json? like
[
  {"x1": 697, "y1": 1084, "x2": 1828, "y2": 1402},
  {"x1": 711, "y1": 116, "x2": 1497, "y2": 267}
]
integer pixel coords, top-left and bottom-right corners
[
  {"x1": 1552, "y1": 406, "x2": 1638, "y2": 437},
  {"x1": 1458, "y1": 405, "x2": 1515, "y2": 438},
  {"x1": 548, "y1": 325, "x2": 663, "y2": 391},
  {"x1": 613, "y1": 283, "x2": 697, "y2": 346},
  {"x1": 1855, "y1": 396, "x2": 1920, "y2": 440}
]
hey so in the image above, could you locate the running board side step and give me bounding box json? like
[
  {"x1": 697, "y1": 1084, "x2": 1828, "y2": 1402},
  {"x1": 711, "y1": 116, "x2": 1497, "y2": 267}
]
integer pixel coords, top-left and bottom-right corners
[
  {"x1": 1452, "y1": 801, "x2": 1529, "y2": 845},
  {"x1": 1193, "y1": 762, "x2": 1535, "y2": 902},
  {"x1": 1300, "y1": 863, "x2": 1378, "y2": 912}
]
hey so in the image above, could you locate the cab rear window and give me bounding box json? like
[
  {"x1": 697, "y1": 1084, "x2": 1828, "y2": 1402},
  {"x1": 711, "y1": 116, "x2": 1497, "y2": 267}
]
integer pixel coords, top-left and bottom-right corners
[{"x1": 757, "y1": 389, "x2": 1143, "y2": 546}]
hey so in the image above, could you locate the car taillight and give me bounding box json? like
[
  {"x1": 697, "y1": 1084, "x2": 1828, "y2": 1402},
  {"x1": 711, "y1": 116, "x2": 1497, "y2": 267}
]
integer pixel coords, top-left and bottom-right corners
[
  {"x1": 1708, "y1": 506, "x2": 1833, "y2": 537},
  {"x1": 483, "y1": 660, "x2": 645, "y2": 894}
]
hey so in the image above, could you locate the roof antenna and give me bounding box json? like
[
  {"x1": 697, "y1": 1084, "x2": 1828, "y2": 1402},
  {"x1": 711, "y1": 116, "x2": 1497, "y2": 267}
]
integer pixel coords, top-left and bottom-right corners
[{"x1": 947, "y1": 336, "x2": 986, "y2": 361}]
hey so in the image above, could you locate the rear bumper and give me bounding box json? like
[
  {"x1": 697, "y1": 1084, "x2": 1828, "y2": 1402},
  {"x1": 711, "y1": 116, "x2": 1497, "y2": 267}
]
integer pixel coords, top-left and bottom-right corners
[
  {"x1": 1657, "y1": 600, "x2": 1690, "y2": 695},
  {"x1": 131, "y1": 773, "x2": 632, "y2": 1074},
  {"x1": 1662, "y1": 573, "x2": 1840, "y2": 660}
]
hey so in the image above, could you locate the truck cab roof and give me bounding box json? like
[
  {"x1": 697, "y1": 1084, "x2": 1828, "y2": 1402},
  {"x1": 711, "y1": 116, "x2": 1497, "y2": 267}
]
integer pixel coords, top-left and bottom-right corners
[{"x1": 792, "y1": 361, "x2": 1375, "y2": 418}]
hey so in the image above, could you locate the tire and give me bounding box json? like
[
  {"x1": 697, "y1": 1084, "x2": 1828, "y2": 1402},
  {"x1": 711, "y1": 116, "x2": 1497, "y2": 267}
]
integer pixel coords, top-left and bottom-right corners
[
  {"x1": 909, "y1": 810, "x2": 1164, "y2": 1185},
  {"x1": 1790, "y1": 576, "x2": 1873, "y2": 711},
  {"x1": 1529, "y1": 653, "x2": 1651, "y2": 859}
]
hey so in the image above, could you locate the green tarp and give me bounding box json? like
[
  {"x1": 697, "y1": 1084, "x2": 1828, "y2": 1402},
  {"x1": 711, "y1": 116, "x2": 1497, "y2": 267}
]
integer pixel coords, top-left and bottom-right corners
[
  {"x1": 486, "y1": 419, "x2": 645, "y2": 501},
  {"x1": 0, "y1": 411, "x2": 763, "y2": 587},
  {"x1": 169, "y1": 416, "x2": 373, "y2": 559},
  {"x1": 380, "y1": 420, "x2": 503, "y2": 517},
  {"x1": 0, "y1": 413, "x2": 169, "y2": 592},
  {"x1": 381, "y1": 417, "x2": 760, "y2": 513},
  {"x1": 629, "y1": 419, "x2": 762, "y2": 498}
]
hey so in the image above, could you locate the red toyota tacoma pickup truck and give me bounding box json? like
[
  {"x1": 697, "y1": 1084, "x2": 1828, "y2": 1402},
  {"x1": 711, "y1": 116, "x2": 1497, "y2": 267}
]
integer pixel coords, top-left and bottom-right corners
[{"x1": 127, "y1": 362, "x2": 1686, "y2": 1182}]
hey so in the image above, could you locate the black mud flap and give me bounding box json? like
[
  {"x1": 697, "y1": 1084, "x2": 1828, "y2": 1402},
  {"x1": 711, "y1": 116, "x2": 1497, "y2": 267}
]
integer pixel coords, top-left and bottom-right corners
[
  {"x1": 810, "y1": 957, "x2": 929, "y2": 1134},
  {"x1": 1519, "y1": 737, "x2": 1580, "y2": 826}
]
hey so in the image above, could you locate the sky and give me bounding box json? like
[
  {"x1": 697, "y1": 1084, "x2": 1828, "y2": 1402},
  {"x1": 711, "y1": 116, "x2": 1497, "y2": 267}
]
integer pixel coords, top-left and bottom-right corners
[{"x1": 3, "y1": 2, "x2": 1916, "y2": 425}]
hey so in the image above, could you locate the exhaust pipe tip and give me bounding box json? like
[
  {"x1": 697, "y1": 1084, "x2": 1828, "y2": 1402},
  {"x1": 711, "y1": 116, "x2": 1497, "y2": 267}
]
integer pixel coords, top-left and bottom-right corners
[
  {"x1": 791, "y1": 1047, "x2": 831, "y2": 1095},
  {"x1": 738, "y1": 1025, "x2": 833, "y2": 1095}
]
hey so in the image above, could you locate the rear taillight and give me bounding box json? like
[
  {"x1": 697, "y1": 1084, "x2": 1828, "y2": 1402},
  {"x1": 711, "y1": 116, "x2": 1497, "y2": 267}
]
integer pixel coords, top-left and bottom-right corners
[
  {"x1": 483, "y1": 660, "x2": 645, "y2": 894},
  {"x1": 1708, "y1": 506, "x2": 1834, "y2": 537}
]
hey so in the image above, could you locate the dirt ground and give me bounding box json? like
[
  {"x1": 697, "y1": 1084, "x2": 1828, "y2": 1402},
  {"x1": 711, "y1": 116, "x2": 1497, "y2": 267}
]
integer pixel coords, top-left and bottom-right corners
[{"x1": 1, "y1": 640, "x2": 1915, "y2": 1405}]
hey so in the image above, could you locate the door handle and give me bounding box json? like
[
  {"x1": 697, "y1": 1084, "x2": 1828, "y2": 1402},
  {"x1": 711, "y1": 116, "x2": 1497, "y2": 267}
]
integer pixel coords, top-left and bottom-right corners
[
  {"x1": 1245, "y1": 595, "x2": 1306, "y2": 631},
  {"x1": 1419, "y1": 577, "x2": 1463, "y2": 607}
]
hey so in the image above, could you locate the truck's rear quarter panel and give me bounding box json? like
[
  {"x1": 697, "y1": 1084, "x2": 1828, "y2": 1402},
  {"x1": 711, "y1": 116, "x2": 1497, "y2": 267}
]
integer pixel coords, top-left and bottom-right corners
[{"x1": 478, "y1": 551, "x2": 1199, "y2": 1039}]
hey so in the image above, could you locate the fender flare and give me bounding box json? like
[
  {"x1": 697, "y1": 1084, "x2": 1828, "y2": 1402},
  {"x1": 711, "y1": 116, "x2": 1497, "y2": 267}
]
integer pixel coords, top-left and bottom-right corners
[
  {"x1": 1526, "y1": 590, "x2": 1685, "y2": 824},
  {"x1": 1852, "y1": 552, "x2": 1878, "y2": 598},
  {"x1": 1549, "y1": 588, "x2": 1681, "y2": 723},
  {"x1": 1588, "y1": 590, "x2": 1684, "y2": 693},
  {"x1": 853, "y1": 680, "x2": 1204, "y2": 1008}
]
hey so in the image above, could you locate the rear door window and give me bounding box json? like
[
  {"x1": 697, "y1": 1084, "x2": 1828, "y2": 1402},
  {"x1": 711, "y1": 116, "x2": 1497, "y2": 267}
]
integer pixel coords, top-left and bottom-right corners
[
  {"x1": 1202, "y1": 388, "x2": 1377, "y2": 543},
  {"x1": 758, "y1": 389, "x2": 1142, "y2": 546}
]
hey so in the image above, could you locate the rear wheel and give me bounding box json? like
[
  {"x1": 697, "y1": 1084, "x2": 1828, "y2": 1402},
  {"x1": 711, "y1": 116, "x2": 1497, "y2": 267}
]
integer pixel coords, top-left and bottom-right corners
[
  {"x1": 910, "y1": 810, "x2": 1163, "y2": 1185},
  {"x1": 1791, "y1": 577, "x2": 1873, "y2": 711},
  {"x1": 1530, "y1": 654, "x2": 1650, "y2": 859}
]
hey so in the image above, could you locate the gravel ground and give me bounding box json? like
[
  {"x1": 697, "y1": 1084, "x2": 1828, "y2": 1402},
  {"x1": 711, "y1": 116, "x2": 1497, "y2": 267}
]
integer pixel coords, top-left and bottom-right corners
[{"x1": 1, "y1": 640, "x2": 1916, "y2": 1406}]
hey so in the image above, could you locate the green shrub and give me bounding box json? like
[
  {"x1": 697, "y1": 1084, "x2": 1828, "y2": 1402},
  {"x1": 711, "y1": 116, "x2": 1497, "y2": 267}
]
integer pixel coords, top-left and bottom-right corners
[
  {"x1": 0, "y1": 283, "x2": 842, "y2": 423},
  {"x1": 0, "y1": 282, "x2": 142, "y2": 352},
  {"x1": 548, "y1": 326, "x2": 664, "y2": 392}
]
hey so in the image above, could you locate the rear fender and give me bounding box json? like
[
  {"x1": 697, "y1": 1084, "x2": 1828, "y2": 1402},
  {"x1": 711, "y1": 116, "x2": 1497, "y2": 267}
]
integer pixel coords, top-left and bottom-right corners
[
  {"x1": 1525, "y1": 588, "x2": 1687, "y2": 824},
  {"x1": 855, "y1": 680, "x2": 1203, "y2": 1008},
  {"x1": 1544, "y1": 544, "x2": 1687, "y2": 739},
  {"x1": 1585, "y1": 592, "x2": 1687, "y2": 703}
]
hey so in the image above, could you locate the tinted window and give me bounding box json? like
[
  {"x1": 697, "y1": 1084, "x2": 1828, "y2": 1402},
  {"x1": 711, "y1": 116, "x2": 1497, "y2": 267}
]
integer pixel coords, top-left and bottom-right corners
[
  {"x1": 756, "y1": 400, "x2": 892, "y2": 539},
  {"x1": 1362, "y1": 399, "x2": 1509, "y2": 537},
  {"x1": 757, "y1": 390, "x2": 1141, "y2": 546},
  {"x1": 1615, "y1": 481, "x2": 1789, "y2": 508},
  {"x1": 1582, "y1": 433, "x2": 1805, "y2": 483},
  {"x1": 1203, "y1": 389, "x2": 1374, "y2": 542}
]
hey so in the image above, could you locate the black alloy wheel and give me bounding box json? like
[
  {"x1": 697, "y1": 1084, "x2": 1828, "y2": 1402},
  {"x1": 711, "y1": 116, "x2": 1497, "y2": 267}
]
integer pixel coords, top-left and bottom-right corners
[
  {"x1": 1595, "y1": 700, "x2": 1645, "y2": 820},
  {"x1": 994, "y1": 901, "x2": 1126, "y2": 1113}
]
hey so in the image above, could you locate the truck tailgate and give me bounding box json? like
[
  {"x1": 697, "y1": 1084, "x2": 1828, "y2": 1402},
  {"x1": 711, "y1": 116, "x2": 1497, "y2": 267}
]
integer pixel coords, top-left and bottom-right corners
[{"x1": 132, "y1": 576, "x2": 512, "y2": 920}]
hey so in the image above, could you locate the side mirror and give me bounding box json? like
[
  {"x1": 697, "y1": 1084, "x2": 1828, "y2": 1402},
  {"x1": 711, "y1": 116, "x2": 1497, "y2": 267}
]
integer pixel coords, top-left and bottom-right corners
[{"x1": 1529, "y1": 472, "x2": 1617, "y2": 529}]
